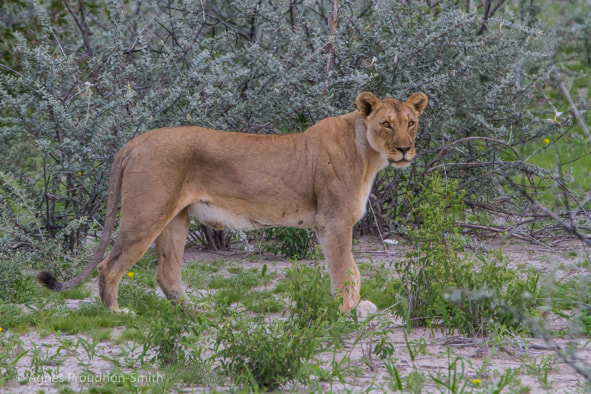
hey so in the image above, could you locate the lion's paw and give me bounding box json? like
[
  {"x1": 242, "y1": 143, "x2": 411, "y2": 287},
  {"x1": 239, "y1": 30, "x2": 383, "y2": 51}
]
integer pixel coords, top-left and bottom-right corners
[{"x1": 356, "y1": 300, "x2": 378, "y2": 320}]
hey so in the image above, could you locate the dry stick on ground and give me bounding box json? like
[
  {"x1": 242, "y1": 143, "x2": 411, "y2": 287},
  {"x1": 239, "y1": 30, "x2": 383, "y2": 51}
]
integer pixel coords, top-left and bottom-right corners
[
  {"x1": 458, "y1": 223, "x2": 549, "y2": 246},
  {"x1": 505, "y1": 176, "x2": 591, "y2": 247}
]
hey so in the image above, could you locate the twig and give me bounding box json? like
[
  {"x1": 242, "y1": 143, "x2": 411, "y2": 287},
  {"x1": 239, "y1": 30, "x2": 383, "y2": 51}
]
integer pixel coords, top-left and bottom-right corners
[
  {"x1": 459, "y1": 223, "x2": 549, "y2": 247},
  {"x1": 477, "y1": 0, "x2": 508, "y2": 35},
  {"x1": 550, "y1": 63, "x2": 591, "y2": 140},
  {"x1": 505, "y1": 176, "x2": 591, "y2": 247},
  {"x1": 325, "y1": 0, "x2": 338, "y2": 74},
  {"x1": 63, "y1": 0, "x2": 93, "y2": 58}
]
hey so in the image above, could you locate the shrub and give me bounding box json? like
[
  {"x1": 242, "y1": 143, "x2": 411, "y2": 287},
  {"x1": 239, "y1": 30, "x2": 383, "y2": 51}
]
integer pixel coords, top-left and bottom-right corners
[
  {"x1": 215, "y1": 312, "x2": 319, "y2": 391},
  {"x1": 394, "y1": 175, "x2": 540, "y2": 335},
  {"x1": 264, "y1": 227, "x2": 316, "y2": 260},
  {"x1": 0, "y1": 0, "x2": 579, "y2": 258},
  {"x1": 142, "y1": 303, "x2": 207, "y2": 366}
]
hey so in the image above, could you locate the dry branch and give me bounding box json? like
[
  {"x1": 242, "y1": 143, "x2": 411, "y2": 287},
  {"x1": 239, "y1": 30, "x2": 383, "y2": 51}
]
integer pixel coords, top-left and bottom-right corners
[
  {"x1": 550, "y1": 64, "x2": 591, "y2": 140},
  {"x1": 325, "y1": 0, "x2": 338, "y2": 74}
]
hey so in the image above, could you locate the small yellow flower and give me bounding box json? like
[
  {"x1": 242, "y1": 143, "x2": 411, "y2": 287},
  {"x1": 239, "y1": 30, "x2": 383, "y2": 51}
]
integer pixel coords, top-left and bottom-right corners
[
  {"x1": 0, "y1": 327, "x2": 3, "y2": 333},
  {"x1": 127, "y1": 272, "x2": 135, "y2": 278},
  {"x1": 543, "y1": 138, "x2": 550, "y2": 145},
  {"x1": 77, "y1": 171, "x2": 82, "y2": 175},
  {"x1": 473, "y1": 378, "x2": 481, "y2": 386}
]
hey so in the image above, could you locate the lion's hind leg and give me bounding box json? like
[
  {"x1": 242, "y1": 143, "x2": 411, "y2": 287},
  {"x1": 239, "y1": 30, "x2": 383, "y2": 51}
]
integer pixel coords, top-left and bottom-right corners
[
  {"x1": 97, "y1": 233, "x2": 156, "y2": 312},
  {"x1": 98, "y1": 209, "x2": 175, "y2": 312},
  {"x1": 155, "y1": 208, "x2": 190, "y2": 304}
]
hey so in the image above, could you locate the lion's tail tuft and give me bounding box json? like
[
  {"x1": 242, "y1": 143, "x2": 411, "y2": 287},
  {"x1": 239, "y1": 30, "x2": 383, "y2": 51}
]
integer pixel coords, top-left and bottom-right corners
[{"x1": 37, "y1": 271, "x2": 63, "y2": 291}]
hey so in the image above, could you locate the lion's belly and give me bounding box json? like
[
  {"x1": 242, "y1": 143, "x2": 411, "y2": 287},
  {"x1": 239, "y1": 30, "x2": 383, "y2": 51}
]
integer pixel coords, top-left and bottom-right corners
[{"x1": 188, "y1": 201, "x2": 315, "y2": 230}]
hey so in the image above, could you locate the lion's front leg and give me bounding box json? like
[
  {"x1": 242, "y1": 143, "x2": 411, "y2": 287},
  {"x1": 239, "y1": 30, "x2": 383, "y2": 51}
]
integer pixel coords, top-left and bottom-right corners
[{"x1": 315, "y1": 224, "x2": 377, "y2": 317}]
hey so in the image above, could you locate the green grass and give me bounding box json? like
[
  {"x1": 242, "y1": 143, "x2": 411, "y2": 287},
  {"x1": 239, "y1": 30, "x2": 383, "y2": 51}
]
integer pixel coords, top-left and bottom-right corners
[{"x1": 521, "y1": 136, "x2": 591, "y2": 196}]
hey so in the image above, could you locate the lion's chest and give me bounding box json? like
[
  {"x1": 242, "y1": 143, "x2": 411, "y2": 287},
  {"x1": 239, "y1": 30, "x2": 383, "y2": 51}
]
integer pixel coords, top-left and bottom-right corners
[
  {"x1": 352, "y1": 160, "x2": 387, "y2": 223},
  {"x1": 352, "y1": 177, "x2": 375, "y2": 222}
]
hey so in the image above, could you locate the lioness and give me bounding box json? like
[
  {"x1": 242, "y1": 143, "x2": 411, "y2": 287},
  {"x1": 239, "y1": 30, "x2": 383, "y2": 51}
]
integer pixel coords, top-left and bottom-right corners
[{"x1": 38, "y1": 91, "x2": 427, "y2": 317}]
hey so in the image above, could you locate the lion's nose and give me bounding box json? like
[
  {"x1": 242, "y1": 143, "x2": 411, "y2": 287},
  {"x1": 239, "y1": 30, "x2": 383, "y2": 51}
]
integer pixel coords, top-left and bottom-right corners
[{"x1": 397, "y1": 146, "x2": 411, "y2": 155}]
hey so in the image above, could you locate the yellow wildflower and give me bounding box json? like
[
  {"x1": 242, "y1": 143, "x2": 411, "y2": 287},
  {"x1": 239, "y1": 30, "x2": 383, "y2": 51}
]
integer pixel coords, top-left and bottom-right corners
[
  {"x1": 473, "y1": 378, "x2": 481, "y2": 386},
  {"x1": 543, "y1": 138, "x2": 550, "y2": 145},
  {"x1": 127, "y1": 272, "x2": 135, "y2": 278},
  {"x1": 0, "y1": 327, "x2": 3, "y2": 333}
]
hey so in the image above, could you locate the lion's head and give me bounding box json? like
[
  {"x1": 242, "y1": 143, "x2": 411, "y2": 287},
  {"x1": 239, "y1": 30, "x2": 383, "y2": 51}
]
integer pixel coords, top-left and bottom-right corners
[{"x1": 356, "y1": 91, "x2": 428, "y2": 168}]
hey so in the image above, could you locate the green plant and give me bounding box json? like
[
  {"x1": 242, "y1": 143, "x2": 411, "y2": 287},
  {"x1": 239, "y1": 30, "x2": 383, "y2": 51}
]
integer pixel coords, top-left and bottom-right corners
[
  {"x1": 0, "y1": 332, "x2": 27, "y2": 386},
  {"x1": 264, "y1": 227, "x2": 316, "y2": 260},
  {"x1": 429, "y1": 355, "x2": 470, "y2": 393},
  {"x1": 522, "y1": 354, "x2": 557, "y2": 389},
  {"x1": 394, "y1": 175, "x2": 466, "y2": 326},
  {"x1": 394, "y1": 176, "x2": 541, "y2": 335},
  {"x1": 405, "y1": 371, "x2": 426, "y2": 394},
  {"x1": 142, "y1": 304, "x2": 206, "y2": 367},
  {"x1": 215, "y1": 311, "x2": 320, "y2": 391},
  {"x1": 279, "y1": 247, "x2": 341, "y2": 325},
  {"x1": 384, "y1": 359, "x2": 403, "y2": 391}
]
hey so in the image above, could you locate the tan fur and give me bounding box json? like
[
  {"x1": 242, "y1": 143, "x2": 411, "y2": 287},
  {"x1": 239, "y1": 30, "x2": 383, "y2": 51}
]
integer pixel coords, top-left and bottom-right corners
[{"x1": 38, "y1": 92, "x2": 427, "y2": 314}]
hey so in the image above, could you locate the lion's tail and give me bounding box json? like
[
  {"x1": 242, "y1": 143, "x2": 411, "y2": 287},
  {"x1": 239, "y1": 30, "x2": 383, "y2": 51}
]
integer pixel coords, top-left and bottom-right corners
[{"x1": 38, "y1": 151, "x2": 125, "y2": 292}]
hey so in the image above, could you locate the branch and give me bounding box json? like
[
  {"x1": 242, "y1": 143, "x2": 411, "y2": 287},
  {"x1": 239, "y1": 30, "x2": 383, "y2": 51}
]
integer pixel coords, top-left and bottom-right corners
[
  {"x1": 505, "y1": 176, "x2": 591, "y2": 247},
  {"x1": 459, "y1": 223, "x2": 549, "y2": 246},
  {"x1": 550, "y1": 64, "x2": 591, "y2": 140},
  {"x1": 477, "y1": 0, "x2": 508, "y2": 36},
  {"x1": 325, "y1": 0, "x2": 338, "y2": 74},
  {"x1": 63, "y1": 0, "x2": 93, "y2": 58},
  {"x1": 477, "y1": 0, "x2": 491, "y2": 36}
]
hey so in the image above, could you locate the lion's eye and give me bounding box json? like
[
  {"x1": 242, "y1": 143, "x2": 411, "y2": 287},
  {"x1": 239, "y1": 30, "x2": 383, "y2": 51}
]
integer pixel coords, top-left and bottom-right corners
[
  {"x1": 381, "y1": 121, "x2": 391, "y2": 129},
  {"x1": 408, "y1": 120, "x2": 416, "y2": 128}
]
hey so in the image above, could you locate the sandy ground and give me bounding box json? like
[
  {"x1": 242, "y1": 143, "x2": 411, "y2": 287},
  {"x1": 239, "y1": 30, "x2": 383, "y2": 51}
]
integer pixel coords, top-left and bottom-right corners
[{"x1": 2, "y1": 237, "x2": 591, "y2": 393}]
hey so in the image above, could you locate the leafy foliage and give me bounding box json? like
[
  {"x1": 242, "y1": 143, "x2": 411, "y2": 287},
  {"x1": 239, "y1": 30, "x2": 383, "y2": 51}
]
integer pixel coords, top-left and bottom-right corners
[
  {"x1": 394, "y1": 175, "x2": 540, "y2": 335},
  {"x1": 215, "y1": 312, "x2": 318, "y2": 391},
  {"x1": 0, "y1": 1, "x2": 587, "y2": 264},
  {"x1": 264, "y1": 227, "x2": 316, "y2": 259}
]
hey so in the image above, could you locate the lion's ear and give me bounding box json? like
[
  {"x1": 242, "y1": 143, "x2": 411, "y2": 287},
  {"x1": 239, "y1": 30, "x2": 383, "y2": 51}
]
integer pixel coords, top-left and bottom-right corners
[
  {"x1": 356, "y1": 92, "x2": 380, "y2": 118},
  {"x1": 406, "y1": 92, "x2": 428, "y2": 115}
]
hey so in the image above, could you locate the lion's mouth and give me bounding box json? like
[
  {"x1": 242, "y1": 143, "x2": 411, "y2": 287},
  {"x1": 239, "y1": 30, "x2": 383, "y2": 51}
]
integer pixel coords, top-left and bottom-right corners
[{"x1": 388, "y1": 158, "x2": 412, "y2": 168}]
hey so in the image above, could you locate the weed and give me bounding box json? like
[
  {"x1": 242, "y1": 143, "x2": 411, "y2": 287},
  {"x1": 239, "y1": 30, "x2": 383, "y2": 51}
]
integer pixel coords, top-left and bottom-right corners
[
  {"x1": 76, "y1": 334, "x2": 103, "y2": 367},
  {"x1": 215, "y1": 311, "x2": 319, "y2": 391},
  {"x1": 429, "y1": 355, "x2": 470, "y2": 393},
  {"x1": 60, "y1": 285, "x2": 92, "y2": 300},
  {"x1": 281, "y1": 247, "x2": 342, "y2": 325},
  {"x1": 394, "y1": 176, "x2": 540, "y2": 335},
  {"x1": 384, "y1": 359, "x2": 403, "y2": 391},
  {"x1": 28, "y1": 341, "x2": 64, "y2": 378},
  {"x1": 44, "y1": 303, "x2": 130, "y2": 335},
  {"x1": 361, "y1": 261, "x2": 402, "y2": 309},
  {"x1": 142, "y1": 304, "x2": 206, "y2": 367},
  {"x1": 490, "y1": 368, "x2": 521, "y2": 394},
  {"x1": 373, "y1": 335, "x2": 396, "y2": 359},
  {"x1": 405, "y1": 370, "x2": 425, "y2": 393},
  {"x1": 522, "y1": 354, "x2": 557, "y2": 388},
  {"x1": 171, "y1": 345, "x2": 218, "y2": 386},
  {"x1": 0, "y1": 332, "x2": 27, "y2": 386},
  {"x1": 264, "y1": 227, "x2": 316, "y2": 259}
]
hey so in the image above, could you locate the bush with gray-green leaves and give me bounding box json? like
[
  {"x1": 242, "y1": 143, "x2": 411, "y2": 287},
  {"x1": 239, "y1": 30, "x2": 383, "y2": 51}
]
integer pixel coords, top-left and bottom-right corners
[{"x1": 0, "y1": 1, "x2": 584, "y2": 283}]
